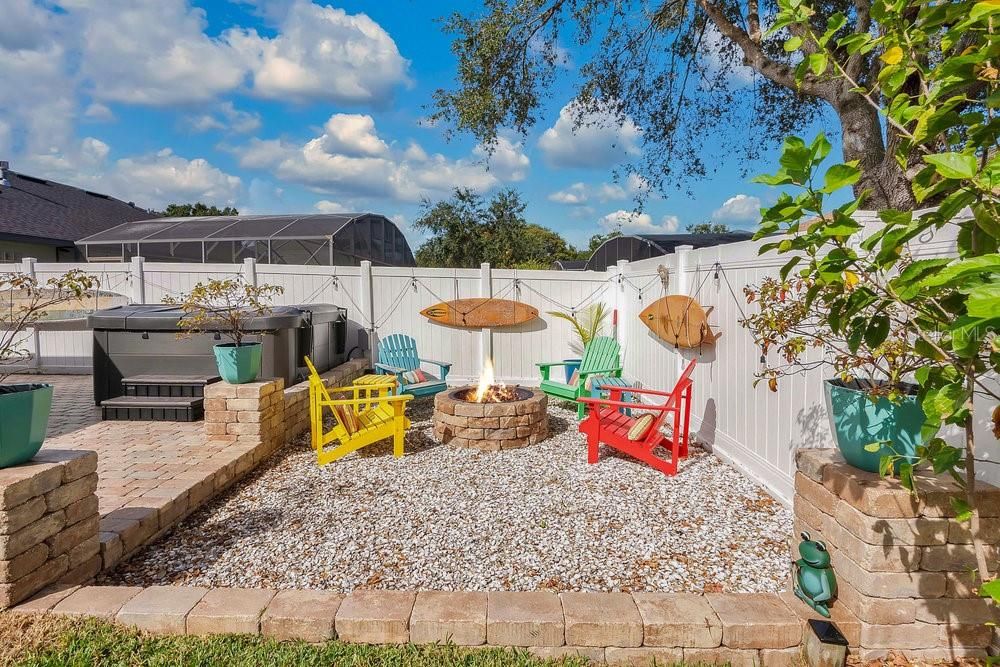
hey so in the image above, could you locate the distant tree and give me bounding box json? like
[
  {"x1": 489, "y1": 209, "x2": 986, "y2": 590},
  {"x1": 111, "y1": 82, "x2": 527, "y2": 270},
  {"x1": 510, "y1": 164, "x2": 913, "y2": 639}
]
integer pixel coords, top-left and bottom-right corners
[
  {"x1": 163, "y1": 202, "x2": 239, "y2": 217},
  {"x1": 414, "y1": 188, "x2": 581, "y2": 269},
  {"x1": 686, "y1": 222, "x2": 732, "y2": 234},
  {"x1": 520, "y1": 224, "x2": 578, "y2": 266}
]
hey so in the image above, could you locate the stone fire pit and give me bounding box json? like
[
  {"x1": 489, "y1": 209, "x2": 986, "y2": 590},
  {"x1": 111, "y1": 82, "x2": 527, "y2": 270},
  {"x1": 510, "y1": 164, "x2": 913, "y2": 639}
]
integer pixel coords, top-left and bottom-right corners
[{"x1": 433, "y1": 387, "x2": 548, "y2": 451}]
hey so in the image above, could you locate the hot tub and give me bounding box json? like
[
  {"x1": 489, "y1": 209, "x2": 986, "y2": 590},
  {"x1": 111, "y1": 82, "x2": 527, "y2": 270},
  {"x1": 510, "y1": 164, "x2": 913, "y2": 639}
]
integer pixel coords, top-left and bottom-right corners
[{"x1": 87, "y1": 303, "x2": 347, "y2": 404}]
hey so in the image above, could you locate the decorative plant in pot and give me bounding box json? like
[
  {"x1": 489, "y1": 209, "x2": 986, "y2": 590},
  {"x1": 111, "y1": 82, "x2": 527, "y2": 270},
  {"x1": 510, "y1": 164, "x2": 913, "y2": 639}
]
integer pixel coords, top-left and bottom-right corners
[
  {"x1": 164, "y1": 278, "x2": 284, "y2": 384},
  {"x1": 0, "y1": 270, "x2": 99, "y2": 468},
  {"x1": 547, "y1": 302, "x2": 609, "y2": 383},
  {"x1": 743, "y1": 275, "x2": 926, "y2": 473}
]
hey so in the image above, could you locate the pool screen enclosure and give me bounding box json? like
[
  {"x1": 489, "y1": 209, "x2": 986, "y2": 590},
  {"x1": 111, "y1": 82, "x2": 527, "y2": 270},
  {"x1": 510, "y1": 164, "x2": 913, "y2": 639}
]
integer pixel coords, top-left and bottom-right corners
[{"x1": 76, "y1": 213, "x2": 416, "y2": 267}]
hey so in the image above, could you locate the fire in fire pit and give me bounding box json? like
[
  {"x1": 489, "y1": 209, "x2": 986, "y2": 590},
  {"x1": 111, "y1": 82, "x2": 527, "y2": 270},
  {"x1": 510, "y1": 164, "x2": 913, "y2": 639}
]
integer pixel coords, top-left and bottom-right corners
[{"x1": 459, "y1": 359, "x2": 522, "y2": 403}]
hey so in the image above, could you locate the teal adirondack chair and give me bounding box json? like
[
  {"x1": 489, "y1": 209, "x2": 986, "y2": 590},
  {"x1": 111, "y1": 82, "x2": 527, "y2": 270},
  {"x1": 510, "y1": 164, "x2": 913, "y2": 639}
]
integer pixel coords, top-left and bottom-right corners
[
  {"x1": 538, "y1": 336, "x2": 622, "y2": 419},
  {"x1": 375, "y1": 334, "x2": 452, "y2": 397}
]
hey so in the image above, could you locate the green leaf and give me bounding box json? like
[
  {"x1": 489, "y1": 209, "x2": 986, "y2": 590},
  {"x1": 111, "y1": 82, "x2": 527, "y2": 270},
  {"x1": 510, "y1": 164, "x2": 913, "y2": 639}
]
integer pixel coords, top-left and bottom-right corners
[
  {"x1": 967, "y1": 280, "x2": 1000, "y2": 318},
  {"x1": 780, "y1": 257, "x2": 801, "y2": 280},
  {"x1": 864, "y1": 315, "x2": 890, "y2": 348},
  {"x1": 864, "y1": 442, "x2": 884, "y2": 453},
  {"x1": 899, "y1": 462, "x2": 914, "y2": 490},
  {"x1": 924, "y1": 152, "x2": 978, "y2": 180},
  {"x1": 921, "y1": 255, "x2": 1000, "y2": 288},
  {"x1": 981, "y1": 578, "x2": 1000, "y2": 602},
  {"x1": 784, "y1": 36, "x2": 803, "y2": 52},
  {"x1": 807, "y1": 53, "x2": 827, "y2": 76},
  {"x1": 951, "y1": 497, "x2": 973, "y2": 523},
  {"x1": 971, "y1": 1, "x2": 1000, "y2": 19},
  {"x1": 822, "y1": 163, "x2": 861, "y2": 193}
]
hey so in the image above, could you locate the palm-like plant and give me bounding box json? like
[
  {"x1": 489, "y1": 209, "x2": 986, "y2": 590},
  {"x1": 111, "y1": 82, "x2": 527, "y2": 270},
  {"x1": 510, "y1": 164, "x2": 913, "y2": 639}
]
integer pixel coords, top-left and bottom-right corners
[{"x1": 547, "y1": 303, "x2": 609, "y2": 356}]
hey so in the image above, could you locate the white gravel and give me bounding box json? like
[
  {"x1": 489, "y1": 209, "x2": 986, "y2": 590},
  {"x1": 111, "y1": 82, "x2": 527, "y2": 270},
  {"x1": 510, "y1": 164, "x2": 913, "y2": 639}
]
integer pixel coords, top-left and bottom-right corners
[{"x1": 102, "y1": 398, "x2": 793, "y2": 593}]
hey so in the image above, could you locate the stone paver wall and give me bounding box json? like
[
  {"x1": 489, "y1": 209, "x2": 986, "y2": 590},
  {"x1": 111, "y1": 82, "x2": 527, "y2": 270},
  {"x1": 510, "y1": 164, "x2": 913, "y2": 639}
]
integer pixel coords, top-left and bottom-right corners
[
  {"x1": 14, "y1": 585, "x2": 828, "y2": 666},
  {"x1": 3, "y1": 359, "x2": 368, "y2": 599},
  {"x1": 1, "y1": 450, "x2": 100, "y2": 608},
  {"x1": 794, "y1": 449, "x2": 999, "y2": 662}
]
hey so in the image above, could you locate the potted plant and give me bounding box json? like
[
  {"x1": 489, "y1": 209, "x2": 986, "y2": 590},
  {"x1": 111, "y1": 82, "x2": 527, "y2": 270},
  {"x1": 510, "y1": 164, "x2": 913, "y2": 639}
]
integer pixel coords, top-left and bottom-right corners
[
  {"x1": 547, "y1": 302, "x2": 609, "y2": 383},
  {"x1": 164, "y1": 278, "x2": 283, "y2": 384},
  {"x1": 0, "y1": 270, "x2": 98, "y2": 468},
  {"x1": 743, "y1": 275, "x2": 925, "y2": 473}
]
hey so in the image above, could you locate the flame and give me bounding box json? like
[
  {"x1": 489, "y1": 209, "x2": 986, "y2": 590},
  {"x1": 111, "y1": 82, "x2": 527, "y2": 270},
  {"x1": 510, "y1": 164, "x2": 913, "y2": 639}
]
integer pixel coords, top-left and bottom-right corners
[
  {"x1": 469, "y1": 358, "x2": 519, "y2": 402},
  {"x1": 474, "y1": 358, "x2": 502, "y2": 402}
]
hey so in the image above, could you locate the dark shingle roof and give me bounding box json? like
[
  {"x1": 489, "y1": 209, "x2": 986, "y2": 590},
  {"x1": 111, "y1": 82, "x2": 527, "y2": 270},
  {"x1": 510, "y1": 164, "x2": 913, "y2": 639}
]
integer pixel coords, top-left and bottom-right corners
[{"x1": 0, "y1": 170, "x2": 153, "y2": 245}]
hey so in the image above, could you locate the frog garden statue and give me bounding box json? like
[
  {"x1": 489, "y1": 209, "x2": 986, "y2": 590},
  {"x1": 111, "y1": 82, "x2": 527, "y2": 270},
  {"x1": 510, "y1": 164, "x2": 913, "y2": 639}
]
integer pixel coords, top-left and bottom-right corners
[{"x1": 793, "y1": 531, "x2": 837, "y2": 618}]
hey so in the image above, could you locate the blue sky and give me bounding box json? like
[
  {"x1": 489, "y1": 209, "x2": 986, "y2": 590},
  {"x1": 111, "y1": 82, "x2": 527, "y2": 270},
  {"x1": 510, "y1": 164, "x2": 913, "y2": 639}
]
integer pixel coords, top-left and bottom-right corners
[{"x1": 1, "y1": 0, "x2": 845, "y2": 251}]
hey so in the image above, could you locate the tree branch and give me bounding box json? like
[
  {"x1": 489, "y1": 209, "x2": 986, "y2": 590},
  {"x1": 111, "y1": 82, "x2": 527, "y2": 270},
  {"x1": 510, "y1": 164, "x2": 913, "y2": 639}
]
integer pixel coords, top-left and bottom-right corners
[{"x1": 695, "y1": 0, "x2": 829, "y2": 98}]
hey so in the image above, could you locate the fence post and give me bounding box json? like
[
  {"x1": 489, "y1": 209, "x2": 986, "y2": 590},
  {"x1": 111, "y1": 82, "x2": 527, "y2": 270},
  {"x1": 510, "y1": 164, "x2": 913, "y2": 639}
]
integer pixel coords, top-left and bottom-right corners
[
  {"x1": 614, "y1": 259, "x2": 628, "y2": 343},
  {"x1": 479, "y1": 262, "x2": 492, "y2": 374},
  {"x1": 359, "y1": 260, "x2": 376, "y2": 364},
  {"x1": 21, "y1": 257, "x2": 41, "y2": 369},
  {"x1": 674, "y1": 245, "x2": 694, "y2": 379},
  {"x1": 130, "y1": 256, "x2": 146, "y2": 304},
  {"x1": 243, "y1": 258, "x2": 258, "y2": 287}
]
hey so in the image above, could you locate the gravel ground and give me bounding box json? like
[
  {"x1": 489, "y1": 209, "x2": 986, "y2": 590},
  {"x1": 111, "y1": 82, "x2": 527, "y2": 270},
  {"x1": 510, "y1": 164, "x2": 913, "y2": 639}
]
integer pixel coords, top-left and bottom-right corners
[{"x1": 102, "y1": 398, "x2": 793, "y2": 593}]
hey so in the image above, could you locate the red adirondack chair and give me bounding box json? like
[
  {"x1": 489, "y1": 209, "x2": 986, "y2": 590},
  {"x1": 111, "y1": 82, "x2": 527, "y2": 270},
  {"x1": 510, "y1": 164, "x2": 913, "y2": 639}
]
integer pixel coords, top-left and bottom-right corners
[{"x1": 578, "y1": 359, "x2": 696, "y2": 476}]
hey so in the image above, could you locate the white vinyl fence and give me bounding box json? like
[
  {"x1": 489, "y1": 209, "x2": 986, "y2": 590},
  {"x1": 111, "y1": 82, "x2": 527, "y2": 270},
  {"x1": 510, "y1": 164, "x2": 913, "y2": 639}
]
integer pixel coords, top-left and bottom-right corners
[{"x1": 4, "y1": 209, "x2": 997, "y2": 504}]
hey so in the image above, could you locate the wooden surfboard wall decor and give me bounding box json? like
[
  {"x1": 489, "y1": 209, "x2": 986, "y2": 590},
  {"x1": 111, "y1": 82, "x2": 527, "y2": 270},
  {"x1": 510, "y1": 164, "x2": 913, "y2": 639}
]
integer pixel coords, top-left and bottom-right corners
[
  {"x1": 639, "y1": 295, "x2": 721, "y2": 349},
  {"x1": 420, "y1": 298, "x2": 539, "y2": 328}
]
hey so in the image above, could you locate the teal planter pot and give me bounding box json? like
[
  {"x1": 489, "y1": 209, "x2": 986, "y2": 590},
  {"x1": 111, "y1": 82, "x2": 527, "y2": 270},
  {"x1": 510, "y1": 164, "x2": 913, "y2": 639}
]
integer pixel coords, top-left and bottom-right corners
[
  {"x1": 564, "y1": 359, "x2": 582, "y2": 383},
  {"x1": 213, "y1": 342, "x2": 262, "y2": 384},
  {"x1": 0, "y1": 383, "x2": 53, "y2": 468},
  {"x1": 823, "y1": 379, "x2": 924, "y2": 473}
]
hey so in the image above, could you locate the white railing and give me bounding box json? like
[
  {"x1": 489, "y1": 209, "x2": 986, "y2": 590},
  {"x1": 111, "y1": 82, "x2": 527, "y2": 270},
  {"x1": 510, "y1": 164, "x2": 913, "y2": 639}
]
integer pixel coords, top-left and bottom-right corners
[{"x1": 6, "y1": 209, "x2": 995, "y2": 503}]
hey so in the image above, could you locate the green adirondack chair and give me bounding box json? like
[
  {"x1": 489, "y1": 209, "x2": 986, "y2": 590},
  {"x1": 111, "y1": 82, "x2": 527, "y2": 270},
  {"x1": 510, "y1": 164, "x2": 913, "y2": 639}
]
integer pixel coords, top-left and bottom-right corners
[
  {"x1": 375, "y1": 333, "x2": 452, "y2": 397},
  {"x1": 538, "y1": 336, "x2": 622, "y2": 419}
]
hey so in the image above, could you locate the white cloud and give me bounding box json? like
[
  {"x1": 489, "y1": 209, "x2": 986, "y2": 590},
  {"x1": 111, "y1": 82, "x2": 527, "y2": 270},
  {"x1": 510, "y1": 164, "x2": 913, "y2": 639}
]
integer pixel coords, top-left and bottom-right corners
[
  {"x1": 227, "y1": 0, "x2": 410, "y2": 104},
  {"x1": 234, "y1": 113, "x2": 528, "y2": 203},
  {"x1": 599, "y1": 209, "x2": 679, "y2": 233},
  {"x1": 548, "y1": 182, "x2": 589, "y2": 205},
  {"x1": 549, "y1": 173, "x2": 651, "y2": 205},
  {"x1": 472, "y1": 135, "x2": 530, "y2": 182},
  {"x1": 314, "y1": 199, "x2": 345, "y2": 213},
  {"x1": 712, "y1": 194, "x2": 762, "y2": 222},
  {"x1": 318, "y1": 114, "x2": 389, "y2": 157},
  {"x1": 111, "y1": 149, "x2": 241, "y2": 209},
  {"x1": 83, "y1": 103, "x2": 115, "y2": 122},
  {"x1": 74, "y1": 0, "x2": 246, "y2": 105},
  {"x1": 187, "y1": 102, "x2": 261, "y2": 134},
  {"x1": 538, "y1": 101, "x2": 641, "y2": 168}
]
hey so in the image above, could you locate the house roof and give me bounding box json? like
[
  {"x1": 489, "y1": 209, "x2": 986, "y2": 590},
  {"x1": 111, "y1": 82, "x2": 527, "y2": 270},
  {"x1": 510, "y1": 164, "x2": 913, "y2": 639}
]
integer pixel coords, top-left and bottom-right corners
[{"x1": 0, "y1": 169, "x2": 153, "y2": 246}]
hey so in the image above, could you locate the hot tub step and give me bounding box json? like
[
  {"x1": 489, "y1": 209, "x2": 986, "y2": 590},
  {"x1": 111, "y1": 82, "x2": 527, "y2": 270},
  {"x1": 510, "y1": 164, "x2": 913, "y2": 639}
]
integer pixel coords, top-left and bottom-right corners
[
  {"x1": 101, "y1": 395, "x2": 204, "y2": 422},
  {"x1": 122, "y1": 375, "x2": 220, "y2": 398}
]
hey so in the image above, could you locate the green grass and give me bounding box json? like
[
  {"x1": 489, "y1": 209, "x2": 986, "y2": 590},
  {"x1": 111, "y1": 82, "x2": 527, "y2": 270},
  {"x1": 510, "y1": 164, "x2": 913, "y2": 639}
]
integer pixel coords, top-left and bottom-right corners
[{"x1": 4, "y1": 614, "x2": 600, "y2": 667}]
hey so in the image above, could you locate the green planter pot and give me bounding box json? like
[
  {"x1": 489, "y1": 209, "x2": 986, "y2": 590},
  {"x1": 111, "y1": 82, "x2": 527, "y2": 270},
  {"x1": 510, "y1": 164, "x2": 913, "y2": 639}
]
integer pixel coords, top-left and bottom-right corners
[
  {"x1": 0, "y1": 383, "x2": 53, "y2": 468},
  {"x1": 213, "y1": 342, "x2": 262, "y2": 384},
  {"x1": 823, "y1": 379, "x2": 924, "y2": 473}
]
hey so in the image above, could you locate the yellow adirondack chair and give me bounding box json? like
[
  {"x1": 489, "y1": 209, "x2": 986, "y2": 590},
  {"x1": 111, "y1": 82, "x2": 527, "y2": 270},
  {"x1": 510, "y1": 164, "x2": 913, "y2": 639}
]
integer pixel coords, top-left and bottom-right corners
[{"x1": 305, "y1": 357, "x2": 413, "y2": 465}]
